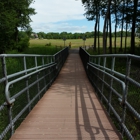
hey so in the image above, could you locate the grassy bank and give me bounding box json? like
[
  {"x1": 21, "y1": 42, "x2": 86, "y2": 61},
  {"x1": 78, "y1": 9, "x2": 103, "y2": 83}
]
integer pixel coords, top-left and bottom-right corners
[
  {"x1": 7, "y1": 43, "x2": 61, "y2": 55},
  {"x1": 24, "y1": 46, "x2": 61, "y2": 55}
]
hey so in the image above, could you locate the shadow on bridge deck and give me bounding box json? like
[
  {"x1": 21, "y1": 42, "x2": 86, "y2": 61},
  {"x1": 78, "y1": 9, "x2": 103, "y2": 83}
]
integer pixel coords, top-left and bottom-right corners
[{"x1": 10, "y1": 49, "x2": 122, "y2": 140}]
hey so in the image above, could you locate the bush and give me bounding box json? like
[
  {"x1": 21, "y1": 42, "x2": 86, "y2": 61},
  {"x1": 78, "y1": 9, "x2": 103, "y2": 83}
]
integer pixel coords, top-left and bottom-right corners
[
  {"x1": 16, "y1": 36, "x2": 29, "y2": 52},
  {"x1": 45, "y1": 42, "x2": 51, "y2": 46}
]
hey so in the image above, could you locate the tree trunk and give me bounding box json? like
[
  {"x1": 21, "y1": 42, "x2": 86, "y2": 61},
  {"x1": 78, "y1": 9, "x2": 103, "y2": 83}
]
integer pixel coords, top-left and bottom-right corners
[
  {"x1": 131, "y1": 0, "x2": 138, "y2": 54},
  {"x1": 14, "y1": 27, "x2": 19, "y2": 43},
  {"x1": 106, "y1": 19, "x2": 109, "y2": 50},
  {"x1": 120, "y1": 0, "x2": 125, "y2": 52},
  {"x1": 98, "y1": 14, "x2": 100, "y2": 54},
  {"x1": 103, "y1": 13, "x2": 108, "y2": 54},
  {"x1": 108, "y1": 0, "x2": 112, "y2": 54},
  {"x1": 124, "y1": 0, "x2": 129, "y2": 54},
  {"x1": 114, "y1": 0, "x2": 117, "y2": 54},
  {"x1": 114, "y1": 23, "x2": 117, "y2": 54},
  {"x1": 124, "y1": 23, "x2": 128, "y2": 53},
  {"x1": 94, "y1": 15, "x2": 98, "y2": 51}
]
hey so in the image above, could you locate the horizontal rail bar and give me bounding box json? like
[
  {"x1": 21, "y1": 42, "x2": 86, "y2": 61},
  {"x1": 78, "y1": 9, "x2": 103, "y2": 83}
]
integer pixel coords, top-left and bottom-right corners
[
  {"x1": 90, "y1": 54, "x2": 140, "y2": 59},
  {"x1": 88, "y1": 63, "x2": 126, "y2": 97},
  {"x1": 118, "y1": 98, "x2": 140, "y2": 121},
  {"x1": 88, "y1": 68, "x2": 122, "y2": 98},
  {"x1": 90, "y1": 62, "x2": 125, "y2": 79},
  {"x1": 53, "y1": 47, "x2": 68, "y2": 57},
  {"x1": 0, "y1": 47, "x2": 69, "y2": 140},
  {"x1": 0, "y1": 62, "x2": 54, "y2": 83},
  {"x1": 0, "y1": 54, "x2": 52, "y2": 57},
  {"x1": 5, "y1": 63, "x2": 56, "y2": 105},
  {"x1": 79, "y1": 47, "x2": 140, "y2": 140}
]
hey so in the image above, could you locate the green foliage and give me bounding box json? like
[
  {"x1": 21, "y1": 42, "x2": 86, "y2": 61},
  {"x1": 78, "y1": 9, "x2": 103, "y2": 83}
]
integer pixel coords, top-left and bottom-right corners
[
  {"x1": 16, "y1": 36, "x2": 30, "y2": 52},
  {"x1": 0, "y1": 0, "x2": 36, "y2": 53},
  {"x1": 112, "y1": 31, "x2": 131, "y2": 37},
  {"x1": 17, "y1": 31, "x2": 30, "y2": 52},
  {"x1": 87, "y1": 46, "x2": 140, "y2": 55},
  {"x1": 34, "y1": 31, "x2": 133, "y2": 40},
  {"x1": 0, "y1": 1, "x2": 17, "y2": 53},
  {"x1": 82, "y1": 0, "x2": 140, "y2": 54},
  {"x1": 45, "y1": 42, "x2": 52, "y2": 46}
]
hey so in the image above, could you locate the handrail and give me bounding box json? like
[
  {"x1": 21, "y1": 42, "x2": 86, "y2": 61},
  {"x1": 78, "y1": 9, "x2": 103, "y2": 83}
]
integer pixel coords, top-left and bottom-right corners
[
  {"x1": 0, "y1": 54, "x2": 52, "y2": 57},
  {"x1": 88, "y1": 62, "x2": 126, "y2": 96},
  {"x1": 90, "y1": 62, "x2": 140, "y2": 88},
  {"x1": 0, "y1": 47, "x2": 69, "y2": 140},
  {"x1": 89, "y1": 53, "x2": 140, "y2": 59},
  {"x1": 5, "y1": 63, "x2": 56, "y2": 105},
  {"x1": 79, "y1": 47, "x2": 140, "y2": 140},
  {"x1": 0, "y1": 62, "x2": 54, "y2": 83}
]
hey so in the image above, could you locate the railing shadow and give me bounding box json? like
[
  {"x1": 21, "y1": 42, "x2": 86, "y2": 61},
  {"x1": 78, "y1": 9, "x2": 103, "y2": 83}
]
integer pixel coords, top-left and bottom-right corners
[{"x1": 53, "y1": 50, "x2": 121, "y2": 139}]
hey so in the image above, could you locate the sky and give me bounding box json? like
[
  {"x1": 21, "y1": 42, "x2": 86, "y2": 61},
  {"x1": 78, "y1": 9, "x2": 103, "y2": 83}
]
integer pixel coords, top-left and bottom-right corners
[{"x1": 30, "y1": 0, "x2": 97, "y2": 33}]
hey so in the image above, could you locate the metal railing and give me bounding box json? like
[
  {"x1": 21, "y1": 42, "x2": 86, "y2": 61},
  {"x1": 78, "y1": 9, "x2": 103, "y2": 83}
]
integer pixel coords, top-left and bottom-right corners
[
  {"x1": 79, "y1": 47, "x2": 140, "y2": 140},
  {"x1": 0, "y1": 47, "x2": 69, "y2": 140}
]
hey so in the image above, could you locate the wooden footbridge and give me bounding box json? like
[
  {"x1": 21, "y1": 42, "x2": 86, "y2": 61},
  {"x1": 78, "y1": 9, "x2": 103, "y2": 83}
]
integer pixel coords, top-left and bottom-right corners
[
  {"x1": 1, "y1": 47, "x2": 140, "y2": 140},
  {"x1": 9, "y1": 49, "x2": 121, "y2": 140}
]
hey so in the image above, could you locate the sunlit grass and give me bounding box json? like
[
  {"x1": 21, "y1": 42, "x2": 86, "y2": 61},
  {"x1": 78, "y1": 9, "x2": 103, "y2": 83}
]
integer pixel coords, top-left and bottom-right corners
[{"x1": 30, "y1": 37, "x2": 139, "y2": 49}]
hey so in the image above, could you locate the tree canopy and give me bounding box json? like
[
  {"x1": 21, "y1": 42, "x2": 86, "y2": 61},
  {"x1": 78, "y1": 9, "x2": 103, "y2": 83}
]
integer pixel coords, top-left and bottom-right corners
[
  {"x1": 34, "y1": 31, "x2": 131, "y2": 40},
  {"x1": 0, "y1": 0, "x2": 36, "y2": 53},
  {"x1": 82, "y1": 0, "x2": 140, "y2": 54}
]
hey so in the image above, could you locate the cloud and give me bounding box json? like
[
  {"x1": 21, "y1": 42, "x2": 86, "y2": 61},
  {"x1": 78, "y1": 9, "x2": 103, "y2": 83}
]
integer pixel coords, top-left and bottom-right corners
[
  {"x1": 31, "y1": 22, "x2": 88, "y2": 33},
  {"x1": 30, "y1": 0, "x2": 90, "y2": 33},
  {"x1": 56, "y1": 23, "x2": 87, "y2": 33},
  {"x1": 30, "y1": 0, "x2": 85, "y2": 23}
]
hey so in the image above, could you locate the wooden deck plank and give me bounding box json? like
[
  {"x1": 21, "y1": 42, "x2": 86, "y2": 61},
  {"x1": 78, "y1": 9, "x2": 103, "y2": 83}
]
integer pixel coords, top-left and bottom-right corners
[{"x1": 10, "y1": 50, "x2": 122, "y2": 140}]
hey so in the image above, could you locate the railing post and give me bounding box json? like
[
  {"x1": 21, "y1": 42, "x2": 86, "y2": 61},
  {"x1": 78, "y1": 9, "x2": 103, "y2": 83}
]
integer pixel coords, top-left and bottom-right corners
[
  {"x1": 8, "y1": 106, "x2": 14, "y2": 135},
  {"x1": 51, "y1": 56, "x2": 53, "y2": 63},
  {"x1": 94, "y1": 58, "x2": 97, "y2": 64},
  {"x1": 62, "y1": 51, "x2": 64, "y2": 64},
  {"x1": 2, "y1": 56, "x2": 14, "y2": 136},
  {"x1": 35, "y1": 56, "x2": 40, "y2": 100},
  {"x1": 96, "y1": 57, "x2": 101, "y2": 92},
  {"x1": 101, "y1": 57, "x2": 106, "y2": 102},
  {"x1": 60, "y1": 51, "x2": 62, "y2": 68},
  {"x1": 42, "y1": 57, "x2": 47, "y2": 91},
  {"x1": 121, "y1": 56, "x2": 131, "y2": 134},
  {"x1": 46, "y1": 56, "x2": 48, "y2": 64},
  {"x1": 53, "y1": 55, "x2": 55, "y2": 63},
  {"x1": 98, "y1": 57, "x2": 101, "y2": 65},
  {"x1": 23, "y1": 56, "x2": 31, "y2": 112},
  {"x1": 42, "y1": 56, "x2": 44, "y2": 65},
  {"x1": 108, "y1": 57, "x2": 115, "y2": 114},
  {"x1": 35, "y1": 56, "x2": 37, "y2": 69},
  {"x1": 58, "y1": 53, "x2": 61, "y2": 71}
]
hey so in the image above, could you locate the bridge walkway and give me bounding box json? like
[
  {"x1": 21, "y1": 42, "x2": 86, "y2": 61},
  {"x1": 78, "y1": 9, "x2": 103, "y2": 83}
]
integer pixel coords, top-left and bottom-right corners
[{"x1": 10, "y1": 49, "x2": 122, "y2": 140}]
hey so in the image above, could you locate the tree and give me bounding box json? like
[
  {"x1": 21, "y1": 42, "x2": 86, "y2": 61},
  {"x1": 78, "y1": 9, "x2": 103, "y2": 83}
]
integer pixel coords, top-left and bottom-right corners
[
  {"x1": 83, "y1": 0, "x2": 102, "y2": 53},
  {"x1": 82, "y1": 0, "x2": 140, "y2": 54},
  {"x1": 0, "y1": 1, "x2": 16, "y2": 53},
  {"x1": 0, "y1": 0, "x2": 36, "y2": 53},
  {"x1": 131, "y1": 0, "x2": 139, "y2": 54}
]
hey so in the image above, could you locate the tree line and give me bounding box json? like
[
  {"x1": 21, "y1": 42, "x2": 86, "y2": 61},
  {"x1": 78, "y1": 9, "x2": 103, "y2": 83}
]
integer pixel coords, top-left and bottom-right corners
[
  {"x1": 82, "y1": 0, "x2": 140, "y2": 54},
  {"x1": 0, "y1": 0, "x2": 139, "y2": 54},
  {"x1": 32, "y1": 31, "x2": 132, "y2": 40},
  {"x1": 0, "y1": 0, "x2": 36, "y2": 53}
]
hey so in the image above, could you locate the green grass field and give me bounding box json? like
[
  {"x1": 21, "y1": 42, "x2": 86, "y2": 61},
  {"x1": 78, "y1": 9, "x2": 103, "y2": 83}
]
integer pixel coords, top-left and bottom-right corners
[{"x1": 29, "y1": 37, "x2": 140, "y2": 49}]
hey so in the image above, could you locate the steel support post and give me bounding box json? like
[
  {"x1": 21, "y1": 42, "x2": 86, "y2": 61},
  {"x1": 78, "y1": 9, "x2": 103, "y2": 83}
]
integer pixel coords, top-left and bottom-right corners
[
  {"x1": 24, "y1": 57, "x2": 31, "y2": 112},
  {"x1": 121, "y1": 57, "x2": 131, "y2": 135},
  {"x1": 108, "y1": 57, "x2": 115, "y2": 114},
  {"x1": 101, "y1": 57, "x2": 106, "y2": 102}
]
